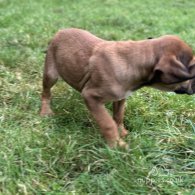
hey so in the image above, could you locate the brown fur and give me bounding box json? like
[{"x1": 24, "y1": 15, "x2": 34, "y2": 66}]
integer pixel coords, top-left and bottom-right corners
[{"x1": 40, "y1": 28, "x2": 195, "y2": 148}]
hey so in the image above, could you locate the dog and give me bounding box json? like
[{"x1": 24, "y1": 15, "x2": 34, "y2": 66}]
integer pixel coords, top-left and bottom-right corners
[{"x1": 40, "y1": 28, "x2": 195, "y2": 148}]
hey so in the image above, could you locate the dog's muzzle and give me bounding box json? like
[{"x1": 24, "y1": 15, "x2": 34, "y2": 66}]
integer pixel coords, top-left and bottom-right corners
[{"x1": 174, "y1": 89, "x2": 193, "y2": 95}]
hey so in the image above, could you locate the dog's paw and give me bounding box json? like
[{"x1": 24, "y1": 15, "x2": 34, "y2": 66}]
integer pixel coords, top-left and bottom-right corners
[
  {"x1": 40, "y1": 108, "x2": 54, "y2": 116},
  {"x1": 118, "y1": 139, "x2": 129, "y2": 150},
  {"x1": 120, "y1": 128, "x2": 128, "y2": 137},
  {"x1": 108, "y1": 138, "x2": 129, "y2": 150}
]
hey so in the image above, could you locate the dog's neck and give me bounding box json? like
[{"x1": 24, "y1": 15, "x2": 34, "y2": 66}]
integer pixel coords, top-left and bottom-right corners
[{"x1": 119, "y1": 40, "x2": 158, "y2": 90}]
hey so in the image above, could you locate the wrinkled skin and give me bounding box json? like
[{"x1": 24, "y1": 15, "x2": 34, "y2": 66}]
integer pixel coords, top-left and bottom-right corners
[{"x1": 174, "y1": 58, "x2": 195, "y2": 94}]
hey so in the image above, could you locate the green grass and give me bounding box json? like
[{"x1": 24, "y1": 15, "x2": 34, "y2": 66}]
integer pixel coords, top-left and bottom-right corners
[{"x1": 0, "y1": 0, "x2": 195, "y2": 194}]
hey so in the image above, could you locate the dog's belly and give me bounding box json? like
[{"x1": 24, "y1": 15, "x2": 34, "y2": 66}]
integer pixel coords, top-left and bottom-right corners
[
  {"x1": 56, "y1": 58, "x2": 90, "y2": 91},
  {"x1": 55, "y1": 49, "x2": 95, "y2": 91}
]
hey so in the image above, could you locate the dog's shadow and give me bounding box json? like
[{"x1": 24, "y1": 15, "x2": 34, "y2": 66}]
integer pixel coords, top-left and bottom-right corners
[
  {"x1": 45, "y1": 87, "x2": 104, "y2": 146},
  {"x1": 44, "y1": 85, "x2": 133, "y2": 148}
]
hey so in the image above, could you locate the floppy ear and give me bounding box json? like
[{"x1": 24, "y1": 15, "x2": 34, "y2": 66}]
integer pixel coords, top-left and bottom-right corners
[{"x1": 151, "y1": 56, "x2": 195, "y2": 84}]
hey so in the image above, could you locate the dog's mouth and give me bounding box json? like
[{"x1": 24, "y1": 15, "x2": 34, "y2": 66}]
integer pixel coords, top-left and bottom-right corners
[
  {"x1": 174, "y1": 79, "x2": 195, "y2": 95},
  {"x1": 174, "y1": 88, "x2": 194, "y2": 95}
]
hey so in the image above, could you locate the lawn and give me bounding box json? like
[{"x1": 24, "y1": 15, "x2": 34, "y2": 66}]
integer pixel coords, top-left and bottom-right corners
[{"x1": 0, "y1": 0, "x2": 195, "y2": 194}]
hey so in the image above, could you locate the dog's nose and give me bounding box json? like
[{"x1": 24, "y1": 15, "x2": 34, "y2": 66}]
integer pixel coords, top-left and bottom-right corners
[
  {"x1": 187, "y1": 90, "x2": 194, "y2": 95},
  {"x1": 188, "y1": 85, "x2": 195, "y2": 95},
  {"x1": 191, "y1": 80, "x2": 195, "y2": 93}
]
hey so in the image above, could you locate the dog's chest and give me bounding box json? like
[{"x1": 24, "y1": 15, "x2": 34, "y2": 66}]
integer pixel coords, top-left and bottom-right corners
[
  {"x1": 124, "y1": 90, "x2": 132, "y2": 98},
  {"x1": 118, "y1": 90, "x2": 132, "y2": 100}
]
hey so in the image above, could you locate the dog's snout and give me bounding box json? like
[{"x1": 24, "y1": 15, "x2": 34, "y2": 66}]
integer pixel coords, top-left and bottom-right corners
[
  {"x1": 174, "y1": 87, "x2": 194, "y2": 95},
  {"x1": 174, "y1": 89, "x2": 187, "y2": 95},
  {"x1": 186, "y1": 90, "x2": 194, "y2": 95}
]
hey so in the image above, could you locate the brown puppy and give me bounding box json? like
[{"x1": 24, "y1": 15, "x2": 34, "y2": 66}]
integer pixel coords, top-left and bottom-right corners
[{"x1": 40, "y1": 28, "x2": 195, "y2": 148}]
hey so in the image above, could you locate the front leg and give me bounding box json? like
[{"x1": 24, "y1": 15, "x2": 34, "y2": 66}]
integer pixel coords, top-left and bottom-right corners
[
  {"x1": 82, "y1": 91, "x2": 128, "y2": 148},
  {"x1": 113, "y1": 99, "x2": 128, "y2": 137}
]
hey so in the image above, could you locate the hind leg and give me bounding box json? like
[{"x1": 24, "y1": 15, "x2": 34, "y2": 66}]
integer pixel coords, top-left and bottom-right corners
[
  {"x1": 40, "y1": 73, "x2": 58, "y2": 116},
  {"x1": 40, "y1": 53, "x2": 58, "y2": 116}
]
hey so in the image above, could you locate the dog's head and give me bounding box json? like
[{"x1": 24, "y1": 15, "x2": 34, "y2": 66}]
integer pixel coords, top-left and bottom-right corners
[
  {"x1": 147, "y1": 36, "x2": 195, "y2": 95},
  {"x1": 150, "y1": 57, "x2": 195, "y2": 95}
]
